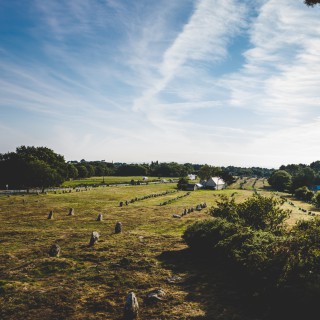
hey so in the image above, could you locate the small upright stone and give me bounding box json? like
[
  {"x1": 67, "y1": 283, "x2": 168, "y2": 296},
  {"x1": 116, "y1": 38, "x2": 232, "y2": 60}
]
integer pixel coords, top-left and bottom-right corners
[
  {"x1": 124, "y1": 292, "x2": 139, "y2": 319},
  {"x1": 48, "y1": 210, "x2": 54, "y2": 219},
  {"x1": 68, "y1": 208, "x2": 74, "y2": 216},
  {"x1": 147, "y1": 288, "x2": 166, "y2": 303},
  {"x1": 115, "y1": 221, "x2": 122, "y2": 234},
  {"x1": 97, "y1": 213, "x2": 103, "y2": 221},
  {"x1": 89, "y1": 231, "x2": 100, "y2": 246},
  {"x1": 119, "y1": 201, "x2": 123, "y2": 207},
  {"x1": 49, "y1": 244, "x2": 60, "y2": 257}
]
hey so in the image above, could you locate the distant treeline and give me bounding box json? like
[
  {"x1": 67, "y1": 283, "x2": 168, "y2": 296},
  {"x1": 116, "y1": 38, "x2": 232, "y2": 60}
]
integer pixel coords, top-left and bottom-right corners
[
  {"x1": 268, "y1": 162, "x2": 320, "y2": 193},
  {"x1": 68, "y1": 161, "x2": 274, "y2": 182},
  {"x1": 0, "y1": 145, "x2": 273, "y2": 190}
]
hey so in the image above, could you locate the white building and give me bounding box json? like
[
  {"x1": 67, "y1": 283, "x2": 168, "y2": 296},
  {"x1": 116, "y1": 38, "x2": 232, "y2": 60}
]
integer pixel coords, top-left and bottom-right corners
[{"x1": 202, "y1": 177, "x2": 225, "y2": 190}]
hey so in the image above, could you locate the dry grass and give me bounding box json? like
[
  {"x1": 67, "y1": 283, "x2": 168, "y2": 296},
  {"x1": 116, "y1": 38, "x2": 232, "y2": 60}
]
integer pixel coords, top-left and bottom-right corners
[{"x1": 0, "y1": 182, "x2": 318, "y2": 319}]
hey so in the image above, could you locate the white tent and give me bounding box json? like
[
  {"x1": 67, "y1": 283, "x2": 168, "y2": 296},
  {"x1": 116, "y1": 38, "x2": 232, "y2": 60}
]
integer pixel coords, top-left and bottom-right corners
[{"x1": 205, "y1": 177, "x2": 225, "y2": 190}]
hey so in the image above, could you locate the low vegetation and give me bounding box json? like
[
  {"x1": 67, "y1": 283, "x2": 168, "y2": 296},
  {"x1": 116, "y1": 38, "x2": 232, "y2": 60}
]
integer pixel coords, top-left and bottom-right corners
[
  {"x1": 183, "y1": 194, "x2": 320, "y2": 318},
  {"x1": 0, "y1": 178, "x2": 319, "y2": 319}
]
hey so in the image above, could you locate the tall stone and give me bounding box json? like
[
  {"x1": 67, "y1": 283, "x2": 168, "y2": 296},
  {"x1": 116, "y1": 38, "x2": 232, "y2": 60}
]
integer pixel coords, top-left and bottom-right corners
[
  {"x1": 89, "y1": 231, "x2": 100, "y2": 246},
  {"x1": 48, "y1": 210, "x2": 54, "y2": 219},
  {"x1": 97, "y1": 213, "x2": 103, "y2": 221},
  {"x1": 49, "y1": 244, "x2": 60, "y2": 257},
  {"x1": 115, "y1": 221, "x2": 122, "y2": 234},
  {"x1": 124, "y1": 292, "x2": 139, "y2": 319},
  {"x1": 68, "y1": 208, "x2": 74, "y2": 216}
]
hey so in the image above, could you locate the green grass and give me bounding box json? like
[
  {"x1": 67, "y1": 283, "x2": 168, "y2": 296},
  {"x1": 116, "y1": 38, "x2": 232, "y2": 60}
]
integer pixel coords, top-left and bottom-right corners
[
  {"x1": 0, "y1": 182, "x2": 318, "y2": 319},
  {"x1": 61, "y1": 176, "x2": 178, "y2": 188}
]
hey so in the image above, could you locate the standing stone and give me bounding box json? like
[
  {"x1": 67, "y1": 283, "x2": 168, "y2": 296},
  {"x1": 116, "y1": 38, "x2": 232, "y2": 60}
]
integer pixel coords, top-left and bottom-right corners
[
  {"x1": 115, "y1": 221, "x2": 122, "y2": 234},
  {"x1": 124, "y1": 292, "x2": 139, "y2": 319},
  {"x1": 89, "y1": 231, "x2": 100, "y2": 246},
  {"x1": 68, "y1": 208, "x2": 74, "y2": 216},
  {"x1": 147, "y1": 288, "x2": 166, "y2": 303},
  {"x1": 120, "y1": 201, "x2": 123, "y2": 207},
  {"x1": 97, "y1": 213, "x2": 103, "y2": 221},
  {"x1": 48, "y1": 210, "x2": 54, "y2": 219},
  {"x1": 49, "y1": 244, "x2": 60, "y2": 257}
]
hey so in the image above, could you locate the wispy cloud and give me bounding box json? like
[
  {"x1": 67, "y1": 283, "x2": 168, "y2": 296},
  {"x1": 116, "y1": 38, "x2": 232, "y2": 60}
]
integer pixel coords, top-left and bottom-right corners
[
  {"x1": 225, "y1": 0, "x2": 320, "y2": 123},
  {"x1": 133, "y1": 0, "x2": 246, "y2": 116},
  {"x1": 1, "y1": 0, "x2": 320, "y2": 166}
]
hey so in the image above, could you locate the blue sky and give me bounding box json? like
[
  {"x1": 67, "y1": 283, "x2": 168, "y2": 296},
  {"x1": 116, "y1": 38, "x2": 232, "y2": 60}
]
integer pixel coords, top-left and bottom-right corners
[{"x1": 1, "y1": 0, "x2": 320, "y2": 168}]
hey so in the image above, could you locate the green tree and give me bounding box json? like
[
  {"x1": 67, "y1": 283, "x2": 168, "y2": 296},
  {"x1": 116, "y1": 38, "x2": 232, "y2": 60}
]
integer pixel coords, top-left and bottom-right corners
[
  {"x1": 0, "y1": 146, "x2": 67, "y2": 190},
  {"x1": 210, "y1": 194, "x2": 290, "y2": 233},
  {"x1": 291, "y1": 167, "x2": 315, "y2": 191},
  {"x1": 294, "y1": 186, "x2": 314, "y2": 202},
  {"x1": 177, "y1": 177, "x2": 188, "y2": 190},
  {"x1": 67, "y1": 164, "x2": 78, "y2": 179},
  {"x1": 27, "y1": 160, "x2": 62, "y2": 192},
  {"x1": 77, "y1": 165, "x2": 88, "y2": 178},
  {"x1": 305, "y1": 0, "x2": 320, "y2": 6},
  {"x1": 268, "y1": 170, "x2": 292, "y2": 191},
  {"x1": 313, "y1": 192, "x2": 320, "y2": 208},
  {"x1": 85, "y1": 164, "x2": 95, "y2": 177},
  {"x1": 198, "y1": 165, "x2": 221, "y2": 181}
]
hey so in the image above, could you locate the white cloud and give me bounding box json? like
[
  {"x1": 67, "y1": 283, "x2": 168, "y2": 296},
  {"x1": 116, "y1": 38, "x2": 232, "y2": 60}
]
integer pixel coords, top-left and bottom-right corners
[
  {"x1": 225, "y1": 0, "x2": 320, "y2": 122},
  {"x1": 133, "y1": 0, "x2": 246, "y2": 115},
  {"x1": 1, "y1": 0, "x2": 320, "y2": 167}
]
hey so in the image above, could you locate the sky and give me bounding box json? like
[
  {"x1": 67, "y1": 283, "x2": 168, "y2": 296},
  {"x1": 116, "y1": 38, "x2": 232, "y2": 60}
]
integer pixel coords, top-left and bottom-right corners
[{"x1": 1, "y1": 0, "x2": 320, "y2": 168}]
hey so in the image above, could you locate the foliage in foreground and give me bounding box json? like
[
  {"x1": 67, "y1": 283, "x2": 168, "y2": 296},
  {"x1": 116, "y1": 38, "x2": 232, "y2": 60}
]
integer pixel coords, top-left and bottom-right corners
[
  {"x1": 209, "y1": 194, "x2": 290, "y2": 233},
  {"x1": 183, "y1": 194, "x2": 320, "y2": 290}
]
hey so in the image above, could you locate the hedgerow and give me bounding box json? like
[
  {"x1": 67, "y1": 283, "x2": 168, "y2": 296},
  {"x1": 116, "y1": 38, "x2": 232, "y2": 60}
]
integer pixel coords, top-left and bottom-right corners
[{"x1": 183, "y1": 194, "x2": 320, "y2": 290}]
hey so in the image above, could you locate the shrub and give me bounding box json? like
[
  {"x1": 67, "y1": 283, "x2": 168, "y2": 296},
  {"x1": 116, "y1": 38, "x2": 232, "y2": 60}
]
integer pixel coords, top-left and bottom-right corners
[
  {"x1": 313, "y1": 192, "x2": 320, "y2": 208},
  {"x1": 217, "y1": 229, "x2": 286, "y2": 280},
  {"x1": 182, "y1": 218, "x2": 241, "y2": 252},
  {"x1": 177, "y1": 177, "x2": 188, "y2": 190},
  {"x1": 209, "y1": 194, "x2": 290, "y2": 233},
  {"x1": 294, "y1": 186, "x2": 314, "y2": 202},
  {"x1": 284, "y1": 218, "x2": 320, "y2": 282}
]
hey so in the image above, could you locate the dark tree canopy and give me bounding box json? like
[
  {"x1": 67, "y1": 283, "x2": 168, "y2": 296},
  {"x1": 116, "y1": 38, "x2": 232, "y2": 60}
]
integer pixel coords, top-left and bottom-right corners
[
  {"x1": 0, "y1": 146, "x2": 68, "y2": 190},
  {"x1": 305, "y1": 0, "x2": 320, "y2": 6},
  {"x1": 268, "y1": 170, "x2": 292, "y2": 192}
]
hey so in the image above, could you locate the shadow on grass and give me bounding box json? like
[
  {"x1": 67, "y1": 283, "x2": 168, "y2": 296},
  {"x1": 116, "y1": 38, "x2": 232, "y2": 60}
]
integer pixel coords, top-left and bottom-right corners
[{"x1": 158, "y1": 248, "x2": 319, "y2": 320}]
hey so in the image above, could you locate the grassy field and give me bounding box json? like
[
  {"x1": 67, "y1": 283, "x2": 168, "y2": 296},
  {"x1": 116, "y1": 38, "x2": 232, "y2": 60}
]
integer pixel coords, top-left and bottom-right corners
[
  {"x1": 0, "y1": 179, "x2": 318, "y2": 319},
  {"x1": 61, "y1": 176, "x2": 177, "y2": 188}
]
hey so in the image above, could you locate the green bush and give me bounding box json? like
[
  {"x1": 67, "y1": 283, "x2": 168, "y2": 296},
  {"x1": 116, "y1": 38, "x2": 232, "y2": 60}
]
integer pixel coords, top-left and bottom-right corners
[
  {"x1": 294, "y1": 186, "x2": 314, "y2": 202},
  {"x1": 183, "y1": 216, "x2": 288, "y2": 282},
  {"x1": 313, "y1": 192, "x2": 320, "y2": 208},
  {"x1": 284, "y1": 218, "x2": 320, "y2": 282},
  {"x1": 209, "y1": 194, "x2": 290, "y2": 233},
  {"x1": 217, "y1": 229, "x2": 286, "y2": 280},
  {"x1": 183, "y1": 193, "x2": 320, "y2": 294},
  {"x1": 182, "y1": 218, "x2": 241, "y2": 251}
]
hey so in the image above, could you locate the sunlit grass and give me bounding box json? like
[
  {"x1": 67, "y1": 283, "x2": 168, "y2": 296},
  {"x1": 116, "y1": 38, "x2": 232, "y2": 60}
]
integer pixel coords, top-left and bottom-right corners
[{"x1": 0, "y1": 182, "x2": 318, "y2": 319}]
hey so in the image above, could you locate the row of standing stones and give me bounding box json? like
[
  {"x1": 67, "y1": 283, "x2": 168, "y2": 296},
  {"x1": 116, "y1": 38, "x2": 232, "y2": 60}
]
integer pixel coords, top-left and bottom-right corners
[
  {"x1": 48, "y1": 220, "x2": 123, "y2": 257},
  {"x1": 172, "y1": 202, "x2": 207, "y2": 219},
  {"x1": 119, "y1": 190, "x2": 178, "y2": 207},
  {"x1": 47, "y1": 214, "x2": 163, "y2": 319},
  {"x1": 47, "y1": 208, "x2": 106, "y2": 221}
]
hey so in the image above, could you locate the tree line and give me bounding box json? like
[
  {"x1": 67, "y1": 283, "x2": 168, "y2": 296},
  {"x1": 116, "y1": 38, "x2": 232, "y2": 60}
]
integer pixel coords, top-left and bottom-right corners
[
  {"x1": 268, "y1": 162, "x2": 320, "y2": 192},
  {"x1": 0, "y1": 146, "x2": 278, "y2": 190}
]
